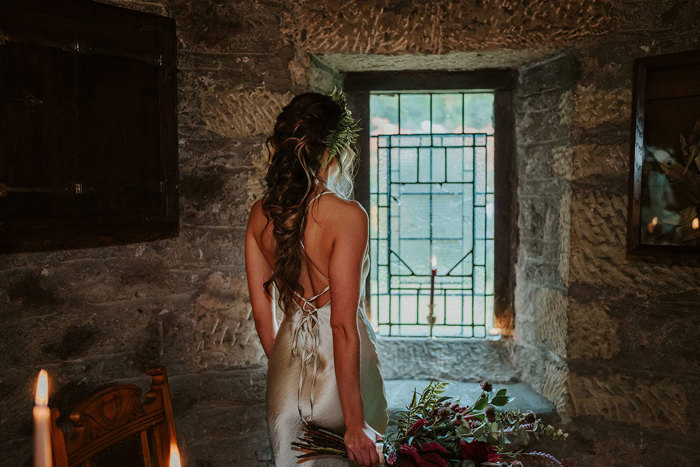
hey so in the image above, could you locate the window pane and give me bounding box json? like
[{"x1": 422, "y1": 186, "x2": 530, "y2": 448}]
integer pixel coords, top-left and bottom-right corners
[
  {"x1": 431, "y1": 93, "x2": 463, "y2": 133},
  {"x1": 399, "y1": 94, "x2": 430, "y2": 134},
  {"x1": 370, "y1": 91, "x2": 495, "y2": 337},
  {"x1": 464, "y1": 93, "x2": 494, "y2": 132},
  {"x1": 370, "y1": 94, "x2": 399, "y2": 135}
]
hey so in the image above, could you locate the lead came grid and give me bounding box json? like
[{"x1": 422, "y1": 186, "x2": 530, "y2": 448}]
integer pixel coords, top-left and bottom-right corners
[{"x1": 369, "y1": 92, "x2": 495, "y2": 337}]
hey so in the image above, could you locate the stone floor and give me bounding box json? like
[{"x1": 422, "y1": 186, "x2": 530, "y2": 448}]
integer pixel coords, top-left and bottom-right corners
[{"x1": 385, "y1": 379, "x2": 558, "y2": 428}]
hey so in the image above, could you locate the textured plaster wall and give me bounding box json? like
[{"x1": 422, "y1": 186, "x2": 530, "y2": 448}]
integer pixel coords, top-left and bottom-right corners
[{"x1": 1, "y1": 0, "x2": 700, "y2": 466}]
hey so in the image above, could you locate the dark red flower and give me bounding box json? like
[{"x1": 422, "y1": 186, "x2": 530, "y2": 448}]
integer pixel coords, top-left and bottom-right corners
[
  {"x1": 416, "y1": 451, "x2": 448, "y2": 467},
  {"x1": 407, "y1": 418, "x2": 429, "y2": 436},
  {"x1": 400, "y1": 444, "x2": 420, "y2": 464},
  {"x1": 397, "y1": 443, "x2": 448, "y2": 467},
  {"x1": 457, "y1": 439, "x2": 502, "y2": 466},
  {"x1": 387, "y1": 450, "x2": 398, "y2": 466},
  {"x1": 420, "y1": 442, "x2": 447, "y2": 454},
  {"x1": 436, "y1": 407, "x2": 451, "y2": 418}
]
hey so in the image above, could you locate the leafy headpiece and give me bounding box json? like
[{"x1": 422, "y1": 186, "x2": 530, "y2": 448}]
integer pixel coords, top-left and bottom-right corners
[{"x1": 322, "y1": 85, "x2": 361, "y2": 167}]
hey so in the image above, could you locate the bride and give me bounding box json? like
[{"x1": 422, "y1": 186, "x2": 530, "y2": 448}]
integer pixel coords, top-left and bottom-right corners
[{"x1": 245, "y1": 90, "x2": 388, "y2": 466}]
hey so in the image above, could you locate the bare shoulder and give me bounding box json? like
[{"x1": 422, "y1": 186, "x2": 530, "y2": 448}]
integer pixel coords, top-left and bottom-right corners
[
  {"x1": 247, "y1": 198, "x2": 267, "y2": 232},
  {"x1": 320, "y1": 194, "x2": 368, "y2": 237}
]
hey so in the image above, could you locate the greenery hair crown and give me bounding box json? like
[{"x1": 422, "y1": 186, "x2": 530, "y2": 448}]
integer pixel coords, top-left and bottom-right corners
[{"x1": 323, "y1": 85, "x2": 361, "y2": 167}]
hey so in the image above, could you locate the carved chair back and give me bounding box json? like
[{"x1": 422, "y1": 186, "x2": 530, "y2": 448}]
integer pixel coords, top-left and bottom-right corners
[{"x1": 50, "y1": 367, "x2": 178, "y2": 467}]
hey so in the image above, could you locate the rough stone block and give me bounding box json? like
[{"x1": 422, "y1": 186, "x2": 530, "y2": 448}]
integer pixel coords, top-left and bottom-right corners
[
  {"x1": 167, "y1": 0, "x2": 283, "y2": 54},
  {"x1": 376, "y1": 337, "x2": 517, "y2": 383},
  {"x1": 572, "y1": 84, "x2": 630, "y2": 130},
  {"x1": 194, "y1": 85, "x2": 294, "y2": 139},
  {"x1": 571, "y1": 143, "x2": 628, "y2": 181},
  {"x1": 567, "y1": 299, "x2": 620, "y2": 360},
  {"x1": 514, "y1": 285, "x2": 567, "y2": 358},
  {"x1": 567, "y1": 371, "x2": 691, "y2": 433}
]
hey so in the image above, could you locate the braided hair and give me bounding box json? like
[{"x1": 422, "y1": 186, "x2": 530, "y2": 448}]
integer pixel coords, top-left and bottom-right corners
[{"x1": 261, "y1": 92, "x2": 359, "y2": 315}]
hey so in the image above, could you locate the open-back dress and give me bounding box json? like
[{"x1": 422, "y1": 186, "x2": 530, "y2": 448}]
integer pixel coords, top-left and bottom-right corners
[{"x1": 265, "y1": 189, "x2": 389, "y2": 466}]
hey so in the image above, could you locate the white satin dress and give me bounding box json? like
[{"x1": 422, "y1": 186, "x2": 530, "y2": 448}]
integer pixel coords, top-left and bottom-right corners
[{"x1": 266, "y1": 190, "x2": 389, "y2": 466}]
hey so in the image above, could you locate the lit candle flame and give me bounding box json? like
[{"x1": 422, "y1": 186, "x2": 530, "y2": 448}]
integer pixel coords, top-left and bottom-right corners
[
  {"x1": 647, "y1": 216, "x2": 659, "y2": 233},
  {"x1": 430, "y1": 255, "x2": 437, "y2": 270},
  {"x1": 487, "y1": 327, "x2": 502, "y2": 341},
  {"x1": 169, "y1": 443, "x2": 181, "y2": 467},
  {"x1": 693, "y1": 217, "x2": 699, "y2": 230},
  {"x1": 35, "y1": 370, "x2": 49, "y2": 407}
]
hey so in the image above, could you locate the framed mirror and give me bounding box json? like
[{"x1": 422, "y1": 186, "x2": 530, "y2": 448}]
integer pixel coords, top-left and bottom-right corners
[{"x1": 627, "y1": 48, "x2": 700, "y2": 259}]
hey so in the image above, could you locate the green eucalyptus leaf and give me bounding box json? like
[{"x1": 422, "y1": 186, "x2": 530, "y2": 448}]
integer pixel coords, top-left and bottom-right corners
[
  {"x1": 473, "y1": 395, "x2": 489, "y2": 411},
  {"x1": 490, "y1": 395, "x2": 511, "y2": 406}
]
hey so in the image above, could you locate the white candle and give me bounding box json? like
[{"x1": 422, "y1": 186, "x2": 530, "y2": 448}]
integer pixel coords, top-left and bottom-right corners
[
  {"x1": 169, "y1": 443, "x2": 182, "y2": 467},
  {"x1": 487, "y1": 327, "x2": 501, "y2": 341},
  {"x1": 34, "y1": 369, "x2": 52, "y2": 467}
]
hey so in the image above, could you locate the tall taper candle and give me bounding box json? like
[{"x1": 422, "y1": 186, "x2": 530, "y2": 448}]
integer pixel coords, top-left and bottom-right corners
[
  {"x1": 169, "y1": 443, "x2": 182, "y2": 467},
  {"x1": 34, "y1": 369, "x2": 52, "y2": 467}
]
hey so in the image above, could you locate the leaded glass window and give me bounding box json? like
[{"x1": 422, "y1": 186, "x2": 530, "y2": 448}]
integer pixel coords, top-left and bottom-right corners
[{"x1": 369, "y1": 91, "x2": 495, "y2": 337}]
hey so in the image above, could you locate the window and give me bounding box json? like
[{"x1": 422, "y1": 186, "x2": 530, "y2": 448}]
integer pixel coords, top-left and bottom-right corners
[
  {"x1": 369, "y1": 92, "x2": 495, "y2": 337},
  {"x1": 345, "y1": 71, "x2": 515, "y2": 339}
]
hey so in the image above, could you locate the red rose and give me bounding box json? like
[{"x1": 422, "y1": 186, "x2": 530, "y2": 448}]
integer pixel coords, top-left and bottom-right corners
[
  {"x1": 457, "y1": 439, "x2": 502, "y2": 466},
  {"x1": 387, "y1": 450, "x2": 398, "y2": 466}
]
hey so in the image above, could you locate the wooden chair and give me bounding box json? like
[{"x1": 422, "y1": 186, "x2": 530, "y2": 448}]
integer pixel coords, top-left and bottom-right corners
[{"x1": 50, "y1": 366, "x2": 179, "y2": 467}]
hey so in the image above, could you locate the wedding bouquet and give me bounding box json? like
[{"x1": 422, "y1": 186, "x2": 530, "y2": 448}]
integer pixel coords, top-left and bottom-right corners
[{"x1": 292, "y1": 380, "x2": 568, "y2": 466}]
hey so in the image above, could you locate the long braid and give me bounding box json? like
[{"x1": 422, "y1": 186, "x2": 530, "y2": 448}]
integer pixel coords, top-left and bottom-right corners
[{"x1": 261, "y1": 92, "x2": 357, "y2": 315}]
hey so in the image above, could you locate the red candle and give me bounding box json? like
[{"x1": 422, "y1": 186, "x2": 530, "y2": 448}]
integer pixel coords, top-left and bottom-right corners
[{"x1": 429, "y1": 256, "x2": 437, "y2": 307}]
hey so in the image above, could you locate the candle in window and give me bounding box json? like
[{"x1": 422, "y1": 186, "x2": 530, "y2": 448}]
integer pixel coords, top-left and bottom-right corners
[
  {"x1": 169, "y1": 443, "x2": 182, "y2": 467},
  {"x1": 34, "y1": 369, "x2": 51, "y2": 467},
  {"x1": 487, "y1": 327, "x2": 502, "y2": 341},
  {"x1": 429, "y1": 255, "x2": 437, "y2": 308}
]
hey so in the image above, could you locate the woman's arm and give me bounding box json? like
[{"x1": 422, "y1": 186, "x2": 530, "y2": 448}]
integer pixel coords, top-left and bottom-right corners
[
  {"x1": 327, "y1": 200, "x2": 379, "y2": 467},
  {"x1": 244, "y1": 200, "x2": 277, "y2": 357}
]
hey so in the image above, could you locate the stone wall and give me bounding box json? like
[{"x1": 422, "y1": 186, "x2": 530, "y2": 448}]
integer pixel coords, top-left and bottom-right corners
[
  {"x1": 508, "y1": 52, "x2": 577, "y2": 418},
  {"x1": 1, "y1": 0, "x2": 700, "y2": 466}
]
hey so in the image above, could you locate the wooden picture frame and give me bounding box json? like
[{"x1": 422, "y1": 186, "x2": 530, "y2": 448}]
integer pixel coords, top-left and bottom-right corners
[{"x1": 627, "y1": 48, "x2": 700, "y2": 259}]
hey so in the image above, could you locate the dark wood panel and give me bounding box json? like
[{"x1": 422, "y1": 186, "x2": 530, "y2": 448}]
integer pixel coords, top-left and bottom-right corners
[{"x1": 0, "y1": 0, "x2": 178, "y2": 252}]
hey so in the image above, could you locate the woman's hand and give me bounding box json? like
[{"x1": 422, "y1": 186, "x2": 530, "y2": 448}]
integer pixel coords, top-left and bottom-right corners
[{"x1": 344, "y1": 422, "x2": 381, "y2": 466}]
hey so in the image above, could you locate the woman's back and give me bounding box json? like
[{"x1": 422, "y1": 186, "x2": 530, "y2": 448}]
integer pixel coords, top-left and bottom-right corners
[
  {"x1": 245, "y1": 89, "x2": 387, "y2": 466},
  {"x1": 251, "y1": 185, "x2": 369, "y2": 311},
  {"x1": 251, "y1": 187, "x2": 387, "y2": 465}
]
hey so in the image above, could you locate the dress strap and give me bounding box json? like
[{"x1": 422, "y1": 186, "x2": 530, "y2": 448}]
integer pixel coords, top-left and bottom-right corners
[{"x1": 293, "y1": 285, "x2": 330, "y2": 307}]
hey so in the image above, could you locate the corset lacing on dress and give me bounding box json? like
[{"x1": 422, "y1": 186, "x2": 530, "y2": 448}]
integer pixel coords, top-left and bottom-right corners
[
  {"x1": 291, "y1": 285, "x2": 329, "y2": 423},
  {"x1": 289, "y1": 187, "x2": 333, "y2": 424}
]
